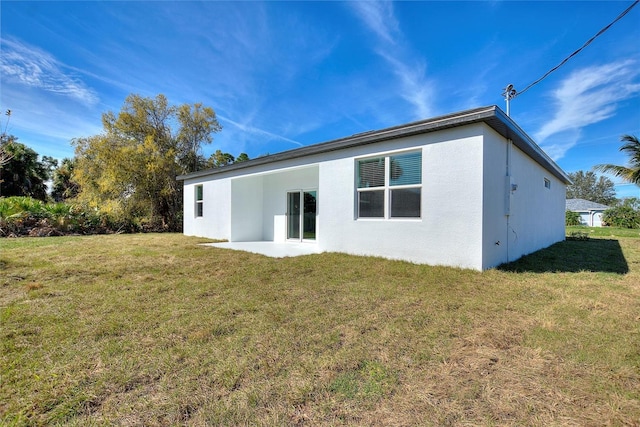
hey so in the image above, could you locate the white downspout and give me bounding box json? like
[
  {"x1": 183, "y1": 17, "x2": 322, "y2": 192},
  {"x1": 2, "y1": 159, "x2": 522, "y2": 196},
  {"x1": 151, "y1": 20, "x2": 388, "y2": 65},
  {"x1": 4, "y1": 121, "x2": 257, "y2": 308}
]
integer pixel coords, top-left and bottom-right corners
[
  {"x1": 505, "y1": 139, "x2": 513, "y2": 263},
  {"x1": 503, "y1": 84, "x2": 517, "y2": 264}
]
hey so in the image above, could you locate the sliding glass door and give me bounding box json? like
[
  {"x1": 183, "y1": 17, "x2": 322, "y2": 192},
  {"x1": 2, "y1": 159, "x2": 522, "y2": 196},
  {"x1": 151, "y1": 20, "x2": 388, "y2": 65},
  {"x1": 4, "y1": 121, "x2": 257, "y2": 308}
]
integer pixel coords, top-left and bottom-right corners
[
  {"x1": 287, "y1": 190, "x2": 316, "y2": 241},
  {"x1": 287, "y1": 191, "x2": 301, "y2": 240},
  {"x1": 302, "y1": 191, "x2": 317, "y2": 240}
]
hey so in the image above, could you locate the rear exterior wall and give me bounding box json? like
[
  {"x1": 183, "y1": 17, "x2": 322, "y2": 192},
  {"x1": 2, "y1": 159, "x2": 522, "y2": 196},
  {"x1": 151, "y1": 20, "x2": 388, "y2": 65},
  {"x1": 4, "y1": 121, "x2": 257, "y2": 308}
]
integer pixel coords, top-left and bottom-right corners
[{"x1": 317, "y1": 125, "x2": 486, "y2": 270}]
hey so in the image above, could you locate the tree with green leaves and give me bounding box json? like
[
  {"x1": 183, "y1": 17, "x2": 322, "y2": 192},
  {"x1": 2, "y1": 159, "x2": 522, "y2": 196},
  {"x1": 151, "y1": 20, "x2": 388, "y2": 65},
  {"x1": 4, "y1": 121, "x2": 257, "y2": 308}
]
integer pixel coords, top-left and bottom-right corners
[
  {"x1": 1, "y1": 110, "x2": 15, "y2": 169},
  {"x1": 176, "y1": 103, "x2": 222, "y2": 173},
  {"x1": 207, "y1": 149, "x2": 236, "y2": 168},
  {"x1": 73, "y1": 94, "x2": 222, "y2": 231},
  {"x1": 566, "y1": 170, "x2": 616, "y2": 205},
  {"x1": 594, "y1": 134, "x2": 640, "y2": 185},
  {"x1": 235, "y1": 152, "x2": 250, "y2": 163},
  {"x1": 51, "y1": 158, "x2": 80, "y2": 201},
  {"x1": 0, "y1": 140, "x2": 56, "y2": 200},
  {"x1": 1, "y1": 109, "x2": 16, "y2": 197}
]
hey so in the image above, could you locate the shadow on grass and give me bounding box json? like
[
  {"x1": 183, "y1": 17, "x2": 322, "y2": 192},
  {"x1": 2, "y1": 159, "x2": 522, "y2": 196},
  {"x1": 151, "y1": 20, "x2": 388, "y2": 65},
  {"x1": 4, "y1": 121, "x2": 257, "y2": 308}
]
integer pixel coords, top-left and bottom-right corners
[{"x1": 498, "y1": 238, "x2": 629, "y2": 274}]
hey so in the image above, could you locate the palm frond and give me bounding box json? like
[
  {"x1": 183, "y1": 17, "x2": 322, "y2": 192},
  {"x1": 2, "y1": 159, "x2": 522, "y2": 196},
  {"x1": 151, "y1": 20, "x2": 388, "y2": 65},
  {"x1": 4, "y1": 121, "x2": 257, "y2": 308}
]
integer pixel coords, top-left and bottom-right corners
[
  {"x1": 593, "y1": 164, "x2": 635, "y2": 180},
  {"x1": 593, "y1": 134, "x2": 640, "y2": 185}
]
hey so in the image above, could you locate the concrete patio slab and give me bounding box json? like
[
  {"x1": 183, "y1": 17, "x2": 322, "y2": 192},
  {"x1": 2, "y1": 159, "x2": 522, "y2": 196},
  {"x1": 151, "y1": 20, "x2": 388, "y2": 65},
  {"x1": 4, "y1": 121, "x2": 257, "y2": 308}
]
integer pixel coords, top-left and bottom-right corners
[{"x1": 202, "y1": 241, "x2": 323, "y2": 258}]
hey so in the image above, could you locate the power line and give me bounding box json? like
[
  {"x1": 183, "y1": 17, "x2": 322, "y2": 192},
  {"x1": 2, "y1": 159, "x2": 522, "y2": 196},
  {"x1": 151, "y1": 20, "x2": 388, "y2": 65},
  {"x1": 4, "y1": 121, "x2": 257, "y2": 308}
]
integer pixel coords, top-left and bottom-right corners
[{"x1": 512, "y1": 0, "x2": 639, "y2": 99}]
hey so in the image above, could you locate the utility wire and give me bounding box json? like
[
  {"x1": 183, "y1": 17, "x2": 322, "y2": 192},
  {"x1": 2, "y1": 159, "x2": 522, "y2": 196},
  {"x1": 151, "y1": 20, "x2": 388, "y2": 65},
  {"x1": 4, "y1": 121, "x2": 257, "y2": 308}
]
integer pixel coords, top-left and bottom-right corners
[{"x1": 513, "y1": 0, "x2": 639, "y2": 99}]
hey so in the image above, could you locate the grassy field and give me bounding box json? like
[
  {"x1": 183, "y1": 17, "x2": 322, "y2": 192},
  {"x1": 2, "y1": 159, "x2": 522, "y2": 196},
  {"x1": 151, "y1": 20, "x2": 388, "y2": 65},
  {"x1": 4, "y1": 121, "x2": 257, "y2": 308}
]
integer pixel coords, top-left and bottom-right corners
[{"x1": 1, "y1": 232, "x2": 639, "y2": 426}]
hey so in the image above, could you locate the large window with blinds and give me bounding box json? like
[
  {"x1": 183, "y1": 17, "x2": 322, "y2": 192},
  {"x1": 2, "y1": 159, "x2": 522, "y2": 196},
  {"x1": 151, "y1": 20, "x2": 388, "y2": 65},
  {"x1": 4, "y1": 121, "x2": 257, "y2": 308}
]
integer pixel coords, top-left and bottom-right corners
[{"x1": 356, "y1": 150, "x2": 422, "y2": 219}]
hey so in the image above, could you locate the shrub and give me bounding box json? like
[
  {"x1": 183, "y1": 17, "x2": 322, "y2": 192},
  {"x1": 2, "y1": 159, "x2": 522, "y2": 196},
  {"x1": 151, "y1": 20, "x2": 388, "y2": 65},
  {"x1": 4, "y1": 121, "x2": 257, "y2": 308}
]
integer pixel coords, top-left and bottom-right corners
[
  {"x1": 567, "y1": 230, "x2": 589, "y2": 241},
  {"x1": 0, "y1": 196, "x2": 47, "y2": 219},
  {"x1": 602, "y1": 206, "x2": 640, "y2": 229},
  {"x1": 565, "y1": 210, "x2": 581, "y2": 226},
  {"x1": 0, "y1": 196, "x2": 149, "y2": 237}
]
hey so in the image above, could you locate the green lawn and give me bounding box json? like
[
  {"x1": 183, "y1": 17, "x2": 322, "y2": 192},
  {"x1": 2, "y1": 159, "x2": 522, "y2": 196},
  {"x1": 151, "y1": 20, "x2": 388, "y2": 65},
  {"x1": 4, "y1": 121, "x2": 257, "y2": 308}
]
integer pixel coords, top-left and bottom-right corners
[
  {"x1": 1, "y1": 233, "x2": 639, "y2": 425},
  {"x1": 566, "y1": 225, "x2": 640, "y2": 238}
]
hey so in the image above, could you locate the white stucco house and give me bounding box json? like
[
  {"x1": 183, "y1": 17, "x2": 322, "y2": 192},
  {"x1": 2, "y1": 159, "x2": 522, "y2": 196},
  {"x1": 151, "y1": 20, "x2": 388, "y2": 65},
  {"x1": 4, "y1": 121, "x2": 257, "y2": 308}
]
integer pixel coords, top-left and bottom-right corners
[
  {"x1": 178, "y1": 105, "x2": 570, "y2": 270},
  {"x1": 566, "y1": 198, "x2": 610, "y2": 227}
]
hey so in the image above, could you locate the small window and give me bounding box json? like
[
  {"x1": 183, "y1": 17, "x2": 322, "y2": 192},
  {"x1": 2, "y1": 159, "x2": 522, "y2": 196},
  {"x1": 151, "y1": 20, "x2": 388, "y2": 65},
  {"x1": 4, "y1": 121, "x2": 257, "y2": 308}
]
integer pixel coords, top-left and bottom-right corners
[
  {"x1": 544, "y1": 178, "x2": 551, "y2": 189},
  {"x1": 195, "y1": 185, "x2": 203, "y2": 217}
]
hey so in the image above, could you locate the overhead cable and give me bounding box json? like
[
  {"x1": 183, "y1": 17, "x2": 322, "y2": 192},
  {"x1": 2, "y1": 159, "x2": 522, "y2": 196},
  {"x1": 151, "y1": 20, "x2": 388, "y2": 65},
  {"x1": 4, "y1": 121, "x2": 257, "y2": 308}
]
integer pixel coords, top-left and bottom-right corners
[{"x1": 514, "y1": 0, "x2": 639, "y2": 98}]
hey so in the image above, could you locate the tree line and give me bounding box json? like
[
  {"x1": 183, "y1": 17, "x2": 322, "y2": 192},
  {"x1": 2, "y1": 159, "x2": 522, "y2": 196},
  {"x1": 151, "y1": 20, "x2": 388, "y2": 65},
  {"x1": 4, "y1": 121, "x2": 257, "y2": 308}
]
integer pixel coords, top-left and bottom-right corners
[{"x1": 0, "y1": 94, "x2": 249, "y2": 235}]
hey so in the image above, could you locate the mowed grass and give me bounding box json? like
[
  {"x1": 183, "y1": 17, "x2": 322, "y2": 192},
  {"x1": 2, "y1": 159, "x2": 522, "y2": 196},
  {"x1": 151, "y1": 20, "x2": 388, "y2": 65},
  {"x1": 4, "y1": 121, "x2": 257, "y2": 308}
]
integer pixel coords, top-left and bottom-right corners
[
  {"x1": 1, "y1": 233, "x2": 639, "y2": 426},
  {"x1": 567, "y1": 225, "x2": 640, "y2": 239}
]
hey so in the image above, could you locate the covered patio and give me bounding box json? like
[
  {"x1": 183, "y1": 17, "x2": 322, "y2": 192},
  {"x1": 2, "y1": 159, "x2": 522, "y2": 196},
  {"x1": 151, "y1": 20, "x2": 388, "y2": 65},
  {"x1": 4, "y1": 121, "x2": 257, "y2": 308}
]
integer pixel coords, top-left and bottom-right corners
[{"x1": 229, "y1": 164, "x2": 319, "y2": 243}]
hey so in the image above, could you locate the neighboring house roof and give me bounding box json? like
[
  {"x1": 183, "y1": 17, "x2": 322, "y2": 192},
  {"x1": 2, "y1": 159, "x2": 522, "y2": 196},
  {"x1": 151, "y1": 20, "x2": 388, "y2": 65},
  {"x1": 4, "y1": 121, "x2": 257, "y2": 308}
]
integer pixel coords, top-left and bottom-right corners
[
  {"x1": 177, "y1": 105, "x2": 571, "y2": 184},
  {"x1": 566, "y1": 198, "x2": 610, "y2": 211}
]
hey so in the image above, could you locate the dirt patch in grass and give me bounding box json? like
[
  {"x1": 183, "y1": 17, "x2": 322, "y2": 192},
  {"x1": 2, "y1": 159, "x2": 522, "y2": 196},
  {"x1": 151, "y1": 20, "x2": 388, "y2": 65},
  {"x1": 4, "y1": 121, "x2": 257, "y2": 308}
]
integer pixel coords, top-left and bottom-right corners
[{"x1": 1, "y1": 233, "x2": 639, "y2": 425}]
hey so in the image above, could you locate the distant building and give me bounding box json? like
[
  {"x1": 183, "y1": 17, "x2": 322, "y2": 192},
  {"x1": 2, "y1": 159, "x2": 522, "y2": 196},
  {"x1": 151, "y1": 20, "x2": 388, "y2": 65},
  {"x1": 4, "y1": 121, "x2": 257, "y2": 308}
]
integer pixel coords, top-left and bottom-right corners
[{"x1": 566, "y1": 198, "x2": 610, "y2": 227}]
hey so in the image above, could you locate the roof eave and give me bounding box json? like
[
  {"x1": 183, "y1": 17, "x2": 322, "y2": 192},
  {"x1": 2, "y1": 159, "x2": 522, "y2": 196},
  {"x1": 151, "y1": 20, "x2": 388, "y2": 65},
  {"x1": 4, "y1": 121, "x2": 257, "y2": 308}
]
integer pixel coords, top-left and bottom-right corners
[{"x1": 177, "y1": 105, "x2": 570, "y2": 184}]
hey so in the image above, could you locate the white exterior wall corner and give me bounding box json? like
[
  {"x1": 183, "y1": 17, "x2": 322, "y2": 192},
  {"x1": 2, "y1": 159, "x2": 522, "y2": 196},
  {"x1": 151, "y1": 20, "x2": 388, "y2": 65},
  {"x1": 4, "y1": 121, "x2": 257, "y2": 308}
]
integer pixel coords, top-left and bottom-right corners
[
  {"x1": 422, "y1": 127, "x2": 485, "y2": 269},
  {"x1": 503, "y1": 137, "x2": 566, "y2": 263},
  {"x1": 182, "y1": 181, "x2": 194, "y2": 235},
  {"x1": 183, "y1": 177, "x2": 232, "y2": 239},
  {"x1": 481, "y1": 126, "x2": 509, "y2": 270}
]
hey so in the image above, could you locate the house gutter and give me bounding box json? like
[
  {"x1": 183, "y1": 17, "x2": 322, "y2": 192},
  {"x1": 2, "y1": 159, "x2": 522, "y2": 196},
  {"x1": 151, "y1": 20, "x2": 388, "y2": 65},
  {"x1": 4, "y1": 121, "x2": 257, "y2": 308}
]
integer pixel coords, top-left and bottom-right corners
[{"x1": 177, "y1": 105, "x2": 571, "y2": 185}]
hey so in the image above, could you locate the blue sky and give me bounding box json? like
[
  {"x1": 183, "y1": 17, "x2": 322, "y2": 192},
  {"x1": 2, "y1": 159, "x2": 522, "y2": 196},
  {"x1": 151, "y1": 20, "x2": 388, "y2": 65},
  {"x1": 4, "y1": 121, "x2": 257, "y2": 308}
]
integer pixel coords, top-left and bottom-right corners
[{"x1": 1, "y1": 1, "x2": 639, "y2": 197}]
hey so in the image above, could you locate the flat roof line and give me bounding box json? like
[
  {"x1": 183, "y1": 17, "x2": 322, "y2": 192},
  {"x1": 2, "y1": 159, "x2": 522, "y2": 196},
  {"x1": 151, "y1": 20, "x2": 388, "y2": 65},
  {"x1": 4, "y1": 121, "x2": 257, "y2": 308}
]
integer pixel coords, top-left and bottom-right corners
[{"x1": 177, "y1": 105, "x2": 570, "y2": 184}]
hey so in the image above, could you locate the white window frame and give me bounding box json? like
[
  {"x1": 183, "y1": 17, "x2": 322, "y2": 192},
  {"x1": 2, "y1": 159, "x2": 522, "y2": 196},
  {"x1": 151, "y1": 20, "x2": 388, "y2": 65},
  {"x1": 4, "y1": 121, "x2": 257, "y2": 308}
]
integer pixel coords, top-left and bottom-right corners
[
  {"x1": 544, "y1": 178, "x2": 551, "y2": 189},
  {"x1": 195, "y1": 185, "x2": 204, "y2": 217},
  {"x1": 355, "y1": 149, "x2": 422, "y2": 220}
]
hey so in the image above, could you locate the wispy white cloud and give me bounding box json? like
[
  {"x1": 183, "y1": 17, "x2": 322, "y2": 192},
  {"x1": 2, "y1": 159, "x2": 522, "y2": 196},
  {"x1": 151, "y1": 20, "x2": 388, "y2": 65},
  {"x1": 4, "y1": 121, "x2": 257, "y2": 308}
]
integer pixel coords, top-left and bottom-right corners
[
  {"x1": 0, "y1": 85, "x2": 103, "y2": 159},
  {"x1": 219, "y1": 115, "x2": 304, "y2": 148},
  {"x1": 349, "y1": 1, "x2": 435, "y2": 119},
  {"x1": 536, "y1": 60, "x2": 640, "y2": 159},
  {"x1": 538, "y1": 129, "x2": 582, "y2": 161},
  {"x1": 0, "y1": 38, "x2": 99, "y2": 106},
  {"x1": 377, "y1": 50, "x2": 432, "y2": 119},
  {"x1": 153, "y1": 3, "x2": 336, "y2": 151},
  {"x1": 350, "y1": 1, "x2": 399, "y2": 45}
]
